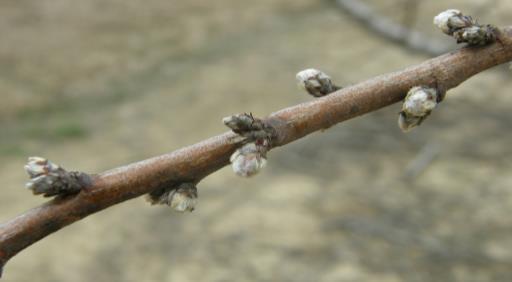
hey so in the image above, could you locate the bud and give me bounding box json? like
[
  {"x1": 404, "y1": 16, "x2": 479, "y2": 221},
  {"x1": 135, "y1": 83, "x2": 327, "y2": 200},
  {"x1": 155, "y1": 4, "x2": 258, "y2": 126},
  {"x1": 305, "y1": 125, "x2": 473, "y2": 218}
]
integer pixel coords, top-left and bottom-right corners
[
  {"x1": 222, "y1": 113, "x2": 258, "y2": 133},
  {"x1": 24, "y1": 156, "x2": 59, "y2": 178},
  {"x1": 402, "y1": 86, "x2": 438, "y2": 116},
  {"x1": 146, "y1": 183, "x2": 198, "y2": 212},
  {"x1": 433, "y1": 9, "x2": 468, "y2": 34},
  {"x1": 296, "y1": 68, "x2": 340, "y2": 97},
  {"x1": 453, "y1": 25, "x2": 496, "y2": 45},
  {"x1": 223, "y1": 113, "x2": 274, "y2": 142},
  {"x1": 167, "y1": 183, "x2": 198, "y2": 212},
  {"x1": 434, "y1": 9, "x2": 495, "y2": 46},
  {"x1": 24, "y1": 156, "x2": 88, "y2": 197},
  {"x1": 230, "y1": 142, "x2": 268, "y2": 177},
  {"x1": 398, "y1": 86, "x2": 439, "y2": 132}
]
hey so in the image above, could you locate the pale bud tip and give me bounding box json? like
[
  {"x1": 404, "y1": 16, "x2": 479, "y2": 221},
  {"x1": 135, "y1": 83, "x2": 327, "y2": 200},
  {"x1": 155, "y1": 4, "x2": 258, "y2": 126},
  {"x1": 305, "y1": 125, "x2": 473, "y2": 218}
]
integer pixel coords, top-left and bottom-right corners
[{"x1": 433, "y1": 9, "x2": 461, "y2": 33}]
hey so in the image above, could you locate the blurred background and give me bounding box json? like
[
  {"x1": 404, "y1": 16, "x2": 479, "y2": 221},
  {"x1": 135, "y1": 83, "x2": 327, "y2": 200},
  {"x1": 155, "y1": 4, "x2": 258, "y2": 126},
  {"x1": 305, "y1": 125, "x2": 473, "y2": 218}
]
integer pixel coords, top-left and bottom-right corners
[{"x1": 1, "y1": 0, "x2": 512, "y2": 281}]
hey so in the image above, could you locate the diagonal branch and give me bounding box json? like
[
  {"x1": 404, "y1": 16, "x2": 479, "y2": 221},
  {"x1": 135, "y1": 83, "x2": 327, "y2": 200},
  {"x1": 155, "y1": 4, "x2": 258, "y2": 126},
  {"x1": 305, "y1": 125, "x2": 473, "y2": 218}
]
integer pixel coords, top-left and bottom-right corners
[{"x1": 1, "y1": 26, "x2": 512, "y2": 278}]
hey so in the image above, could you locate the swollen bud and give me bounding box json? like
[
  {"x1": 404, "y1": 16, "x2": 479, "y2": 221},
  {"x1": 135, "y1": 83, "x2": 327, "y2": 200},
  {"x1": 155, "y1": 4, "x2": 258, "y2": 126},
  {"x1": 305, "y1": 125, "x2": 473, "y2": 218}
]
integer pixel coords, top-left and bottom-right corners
[
  {"x1": 24, "y1": 156, "x2": 89, "y2": 197},
  {"x1": 230, "y1": 142, "x2": 268, "y2": 177},
  {"x1": 146, "y1": 183, "x2": 198, "y2": 212},
  {"x1": 296, "y1": 68, "x2": 340, "y2": 97},
  {"x1": 222, "y1": 113, "x2": 257, "y2": 133},
  {"x1": 452, "y1": 25, "x2": 497, "y2": 45},
  {"x1": 398, "y1": 86, "x2": 439, "y2": 132},
  {"x1": 433, "y1": 9, "x2": 471, "y2": 34},
  {"x1": 167, "y1": 183, "x2": 198, "y2": 212},
  {"x1": 433, "y1": 9, "x2": 496, "y2": 46}
]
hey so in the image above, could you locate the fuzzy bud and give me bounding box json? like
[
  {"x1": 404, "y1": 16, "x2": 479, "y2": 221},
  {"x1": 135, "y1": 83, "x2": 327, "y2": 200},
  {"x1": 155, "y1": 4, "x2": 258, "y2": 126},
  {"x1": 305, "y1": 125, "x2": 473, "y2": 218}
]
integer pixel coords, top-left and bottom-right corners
[
  {"x1": 24, "y1": 157, "x2": 89, "y2": 197},
  {"x1": 398, "y1": 86, "x2": 439, "y2": 132},
  {"x1": 146, "y1": 183, "x2": 198, "y2": 212},
  {"x1": 434, "y1": 9, "x2": 495, "y2": 46},
  {"x1": 222, "y1": 113, "x2": 258, "y2": 133},
  {"x1": 223, "y1": 113, "x2": 274, "y2": 142},
  {"x1": 168, "y1": 183, "x2": 198, "y2": 212},
  {"x1": 230, "y1": 142, "x2": 268, "y2": 177},
  {"x1": 452, "y1": 24, "x2": 496, "y2": 45},
  {"x1": 24, "y1": 156, "x2": 59, "y2": 178},
  {"x1": 433, "y1": 9, "x2": 469, "y2": 34},
  {"x1": 296, "y1": 68, "x2": 340, "y2": 97}
]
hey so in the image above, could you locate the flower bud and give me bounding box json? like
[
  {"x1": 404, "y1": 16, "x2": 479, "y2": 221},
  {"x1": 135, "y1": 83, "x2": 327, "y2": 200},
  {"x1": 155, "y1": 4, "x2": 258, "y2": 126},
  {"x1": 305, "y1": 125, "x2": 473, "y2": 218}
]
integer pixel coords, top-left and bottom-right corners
[
  {"x1": 434, "y1": 9, "x2": 495, "y2": 46},
  {"x1": 230, "y1": 142, "x2": 267, "y2": 177},
  {"x1": 24, "y1": 156, "x2": 88, "y2": 197},
  {"x1": 24, "y1": 157, "x2": 59, "y2": 178},
  {"x1": 433, "y1": 9, "x2": 464, "y2": 34},
  {"x1": 222, "y1": 113, "x2": 257, "y2": 133},
  {"x1": 452, "y1": 25, "x2": 496, "y2": 45},
  {"x1": 168, "y1": 183, "x2": 198, "y2": 212},
  {"x1": 296, "y1": 68, "x2": 340, "y2": 97},
  {"x1": 402, "y1": 86, "x2": 438, "y2": 116},
  {"x1": 146, "y1": 183, "x2": 198, "y2": 212},
  {"x1": 398, "y1": 86, "x2": 439, "y2": 132},
  {"x1": 223, "y1": 113, "x2": 274, "y2": 142}
]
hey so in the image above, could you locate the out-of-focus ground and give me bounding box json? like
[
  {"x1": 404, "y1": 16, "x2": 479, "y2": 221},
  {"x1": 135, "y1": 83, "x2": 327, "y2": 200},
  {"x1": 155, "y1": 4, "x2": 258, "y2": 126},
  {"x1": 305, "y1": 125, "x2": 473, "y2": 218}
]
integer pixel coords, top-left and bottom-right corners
[{"x1": 1, "y1": 0, "x2": 512, "y2": 281}]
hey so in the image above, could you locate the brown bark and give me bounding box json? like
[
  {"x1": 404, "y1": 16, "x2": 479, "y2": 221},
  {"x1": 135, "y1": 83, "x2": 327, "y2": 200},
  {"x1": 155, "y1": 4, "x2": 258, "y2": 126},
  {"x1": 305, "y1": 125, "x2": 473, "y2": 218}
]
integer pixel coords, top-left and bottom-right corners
[{"x1": 1, "y1": 26, "x2": 512, "y2": 278}]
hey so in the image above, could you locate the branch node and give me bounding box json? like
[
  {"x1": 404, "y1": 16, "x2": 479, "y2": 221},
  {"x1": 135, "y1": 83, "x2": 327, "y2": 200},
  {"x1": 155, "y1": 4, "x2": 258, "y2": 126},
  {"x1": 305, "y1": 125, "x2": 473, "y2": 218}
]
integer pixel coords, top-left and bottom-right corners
[
  {"x1": 146, "y1": 183, "x2": 198, "y2": 213},
  {"x1": 296, "y1": 68, "x2": 341, "y2": 97},
  {"x1": 398, "y1": 86, "x2": 440, "y2": 132},
  {"x1": 24, "y1": 157, "x2": 90, "y2": 197},
  {"x1": 434, "y1": 9, "x2": 497, "y2": 46}
]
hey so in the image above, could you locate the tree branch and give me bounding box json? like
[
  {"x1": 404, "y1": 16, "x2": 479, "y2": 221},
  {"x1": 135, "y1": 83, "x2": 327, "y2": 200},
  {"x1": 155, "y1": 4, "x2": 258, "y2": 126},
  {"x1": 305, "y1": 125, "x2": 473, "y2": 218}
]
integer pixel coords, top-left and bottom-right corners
[{"x1": 1, "y1": 26, "x2": 512, "y2": 278}]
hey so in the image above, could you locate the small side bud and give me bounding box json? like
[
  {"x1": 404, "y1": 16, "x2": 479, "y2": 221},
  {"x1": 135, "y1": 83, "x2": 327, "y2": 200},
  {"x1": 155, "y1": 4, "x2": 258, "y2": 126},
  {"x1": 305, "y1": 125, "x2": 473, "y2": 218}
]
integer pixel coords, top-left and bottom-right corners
[
  {"x1": 146, "y1": 183, "x2": 198, "y2": 213},
  {"x1": 398, "y1": 86, "x2": 439, "y2": 132},
  {"x1": 230, "y1": 141, "x2": 268, "y2": 177},
  {"x1": 223, "y1": 113, "x2": 274, "y2": 142},
  {"x1": 296, "y1": 68, "x2": 341, "y2": 97},
  {"x1": 222, "y1": 113, "x2": 259, "y2": 134},
  {"x1": 452, "y1": 25, "x2": 497, "y2": 45},
  {"x1": 24, "y1": 157, "x2": 89, "y2": 197}
]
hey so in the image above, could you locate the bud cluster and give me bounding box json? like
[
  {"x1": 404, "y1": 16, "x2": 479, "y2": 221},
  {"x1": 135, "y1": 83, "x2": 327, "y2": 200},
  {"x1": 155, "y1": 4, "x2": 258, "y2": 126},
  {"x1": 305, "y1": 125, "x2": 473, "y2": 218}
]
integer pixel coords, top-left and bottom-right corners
[
  {"x1": 223, "y1": 113, "x2": 272, "y2": 141},
  {"x1": 24, "y1": 156, "x2": 88, "y2": 197},
  {"x1": 223, "y1": 112, "x2": 273, "y2": 178},
  {"x1": 433, "y1": 9, "x2": 496, "y2": 46}
]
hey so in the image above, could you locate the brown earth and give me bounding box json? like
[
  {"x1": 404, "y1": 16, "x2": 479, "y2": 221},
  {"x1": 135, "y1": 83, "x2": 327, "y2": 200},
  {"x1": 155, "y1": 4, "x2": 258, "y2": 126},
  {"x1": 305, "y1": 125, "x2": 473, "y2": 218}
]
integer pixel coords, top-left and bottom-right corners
[{"x1": 1, "y1": 1, "x2": 512, "y2": 281}]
